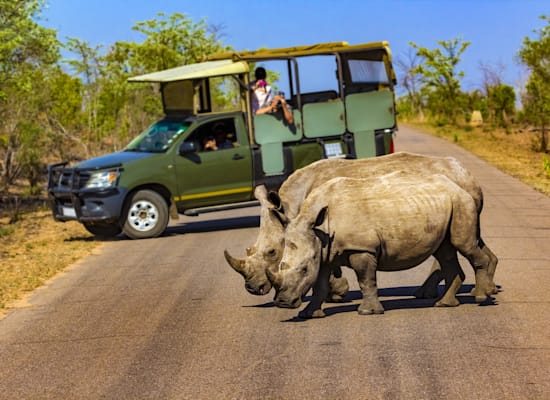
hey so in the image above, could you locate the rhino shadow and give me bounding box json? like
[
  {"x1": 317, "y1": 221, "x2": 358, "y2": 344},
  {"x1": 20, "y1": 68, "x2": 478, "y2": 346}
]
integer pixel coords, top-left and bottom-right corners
[
  {"x1": 164, "y1": 215, "x2": 260, "y2": 235},
  {"x1": 247, "y1": 284, "x2": 499, "y2": 319},
  {"x1": 278, "y1": 285, "x2": 498, "y2": 321}
]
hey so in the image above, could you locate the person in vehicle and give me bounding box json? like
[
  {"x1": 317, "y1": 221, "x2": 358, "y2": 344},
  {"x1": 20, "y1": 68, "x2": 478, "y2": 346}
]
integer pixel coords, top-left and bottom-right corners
[
  {"x1": 202, "y1": 135, "x2": 217, "y2": 151},
  {"x1": 251, "y1": 68, "x2": 293, "y2": 125},
  {"x1": 250, "y1": 67, "x2": 274, "y2": 114},
  {"x1": 269, "y1": 94, "x2": 294, "y2": 125},
  {"x1": 203, "y1": 124, "x2": 234, "y2": 151}
]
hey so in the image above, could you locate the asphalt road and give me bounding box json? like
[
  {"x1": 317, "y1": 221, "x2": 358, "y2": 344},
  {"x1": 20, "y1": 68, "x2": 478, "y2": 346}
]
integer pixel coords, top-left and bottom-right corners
[{"x1": 1, "y1": 125, "x2": 549, "y2": 400}]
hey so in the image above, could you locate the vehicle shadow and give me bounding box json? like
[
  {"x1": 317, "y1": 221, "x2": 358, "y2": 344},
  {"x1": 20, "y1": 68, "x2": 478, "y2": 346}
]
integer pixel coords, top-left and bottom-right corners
[{"x1": 164, "y1": 215, "x2": 260, "y2": 236}]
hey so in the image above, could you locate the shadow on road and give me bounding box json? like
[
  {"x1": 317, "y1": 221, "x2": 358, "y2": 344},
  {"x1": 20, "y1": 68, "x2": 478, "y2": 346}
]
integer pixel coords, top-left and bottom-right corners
[
  {"x1": 65, "y1": 215, "x2": 260, "y2": 242},
  {"x1": 163, "y1": 215, "x2": 260, "y2": 236},
  {"x1": 262, "y1": 284, "x2": 498, "y2": 321}
]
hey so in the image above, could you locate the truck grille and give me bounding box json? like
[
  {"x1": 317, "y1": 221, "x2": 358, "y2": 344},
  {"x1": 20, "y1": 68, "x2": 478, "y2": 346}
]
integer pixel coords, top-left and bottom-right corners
[{"x1": 47, "y1": 163, "x2": 121, "y2": 193}]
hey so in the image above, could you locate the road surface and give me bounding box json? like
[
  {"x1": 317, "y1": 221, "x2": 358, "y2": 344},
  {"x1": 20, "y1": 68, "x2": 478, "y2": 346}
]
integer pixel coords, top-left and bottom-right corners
[{"x1": 1, "y1": 125, "x2": 549, "y2": 399}]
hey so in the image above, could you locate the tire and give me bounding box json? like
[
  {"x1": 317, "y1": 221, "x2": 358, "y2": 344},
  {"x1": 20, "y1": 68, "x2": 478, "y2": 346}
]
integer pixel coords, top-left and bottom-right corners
[
  {"x1": 83, "y1": 222, "x2": 122, "y2": 239},
  {"x1": 122, "y1": 190, "x2": 169, "y2": 239}
]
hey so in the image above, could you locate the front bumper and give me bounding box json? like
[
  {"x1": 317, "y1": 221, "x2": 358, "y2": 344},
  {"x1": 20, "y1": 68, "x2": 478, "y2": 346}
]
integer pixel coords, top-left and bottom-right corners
[{"x1": 47, "y1": 163, "x2": 127, "y2": 223}]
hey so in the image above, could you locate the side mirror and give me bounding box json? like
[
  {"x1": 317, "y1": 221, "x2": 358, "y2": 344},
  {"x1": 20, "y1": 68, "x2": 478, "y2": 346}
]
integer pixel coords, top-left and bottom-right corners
[{"x1": 179, "y1": 141, "x2": 196, "y2": 155}]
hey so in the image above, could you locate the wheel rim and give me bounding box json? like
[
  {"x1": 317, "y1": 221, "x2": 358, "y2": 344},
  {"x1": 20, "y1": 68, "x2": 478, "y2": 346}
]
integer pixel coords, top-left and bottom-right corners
[{"x1": 128, "y1": 200, "x2": 159, "y2": 232}]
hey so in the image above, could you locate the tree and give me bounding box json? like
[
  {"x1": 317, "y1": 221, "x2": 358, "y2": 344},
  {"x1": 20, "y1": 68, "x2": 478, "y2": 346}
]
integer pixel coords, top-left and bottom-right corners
[
  {"x1": 60, "y1": 12, "x2": 232, "y2": 153},
  {"x1": 518, "y1": 15, "x2": 550, "y2": 152},
  {"x1": 63, "y1": 37, "x2": 103, "y2": 142},
  {"x1": 129, "y1": 12, "x2": 230, "y2": 73},
  {"x1": 395, "y1": 48, "x2": 424, "y2": 120},
  {"x1": 0, "y1": 0, "x2": 60, "y2": 191},
  {"x1": 488, "y1": 84, "x2": 516, "y2": 128},
  {"x1": 409, "y1": 37, "x2": 471, "y2": 124}
]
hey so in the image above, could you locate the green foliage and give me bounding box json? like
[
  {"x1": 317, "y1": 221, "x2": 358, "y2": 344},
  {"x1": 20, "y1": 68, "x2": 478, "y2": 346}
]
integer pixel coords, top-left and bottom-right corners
[
  {"x1": 409, "y1": 37, "x2": 470, "y2": 124},
  {"x1": 0, "y1": 0, "x2": 61, "y2": 189},
  {"x1": 519, "y1": 15, "x2": 550, "y2": 152},
  {"x1": 58, "y1": 12, "x2": 232, "y2": 152},
  {"x1": 488, "y1": 84, "x2": 516, "y2": 127},
  {"x1": 129, "y1": 12, "x2": 230, "y2": 73}
]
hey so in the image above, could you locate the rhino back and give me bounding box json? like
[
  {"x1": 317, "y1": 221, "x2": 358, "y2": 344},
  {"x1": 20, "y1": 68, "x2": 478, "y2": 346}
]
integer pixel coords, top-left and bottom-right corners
[
  {"x1": 301, "y1": 175, "x2": 459, "y2": 271},
  {"x1": 279, "y1": 152, "x2": 481, "y2": 218}
]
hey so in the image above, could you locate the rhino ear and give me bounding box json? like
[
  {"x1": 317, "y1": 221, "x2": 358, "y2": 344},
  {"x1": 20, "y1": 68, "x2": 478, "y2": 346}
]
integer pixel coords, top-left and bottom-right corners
[
  {"x1": 313, "y1": 206, "x2": 330, "y2": 248},
  {"x1": 270, "y1": 208, "x2": 289, "y2": 228},
  {"x1": 254, "y1": 185, "x2": 268, "y2": 202},
  {"x1": 267, "y1": 191, "x2": 284, "y2": 213},
  {"x1": 314, "y1": 206, "x2": 328, "y2": 227}
]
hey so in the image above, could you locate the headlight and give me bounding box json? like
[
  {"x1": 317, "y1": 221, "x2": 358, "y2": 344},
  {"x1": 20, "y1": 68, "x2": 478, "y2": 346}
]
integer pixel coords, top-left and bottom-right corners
[{"x1": 85, "y1": 170, "x2": 120, "y2": 189}]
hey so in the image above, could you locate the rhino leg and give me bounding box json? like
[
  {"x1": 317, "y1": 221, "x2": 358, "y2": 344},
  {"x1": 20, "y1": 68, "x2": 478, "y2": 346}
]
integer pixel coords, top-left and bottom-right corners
[
  {"x1": 327, "y1": 269, "x2": 349, "y2": 302},
  {"x1": 414, "y1": 260, "x2": 443, "y2": 299},
  {"x1": 460, "y1": 246, "x2": 493, "y2": 303},
  {"x1": 479, "y1": 238, "x2": 498, "y2": 294},
  {"x1": 351, "y1": 253, "x2": 384, "y2": 315},
  {"x1": 298, "y1": 263, "x2": 332, "y2": 319},
  {"x1": 433, "y1": 242, "x2": 464, "y2": 307}
]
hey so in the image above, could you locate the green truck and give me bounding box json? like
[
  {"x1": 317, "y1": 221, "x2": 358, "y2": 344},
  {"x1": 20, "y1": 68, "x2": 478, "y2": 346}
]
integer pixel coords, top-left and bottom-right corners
[{"x1": 47, "y1": 41, "x2": 398, "y2": 239}]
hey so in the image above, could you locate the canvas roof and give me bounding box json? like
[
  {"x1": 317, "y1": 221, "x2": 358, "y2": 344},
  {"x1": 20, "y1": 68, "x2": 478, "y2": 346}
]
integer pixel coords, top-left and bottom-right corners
[
  {"x1": 127, "y1": 41, "x2": 392, "y2": 84},
  {"x1": 128, "y1": 60, "x2": 249, "y2": 83},
  {"x1": 206, "y1": 41, "x2": 392, "y2": 61}
]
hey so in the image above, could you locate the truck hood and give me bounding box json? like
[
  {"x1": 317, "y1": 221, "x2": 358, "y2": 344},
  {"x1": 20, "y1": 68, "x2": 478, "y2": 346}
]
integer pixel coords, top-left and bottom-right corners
[{"x1": 75, "y1": 151, "x2": 157, "y2": 169}]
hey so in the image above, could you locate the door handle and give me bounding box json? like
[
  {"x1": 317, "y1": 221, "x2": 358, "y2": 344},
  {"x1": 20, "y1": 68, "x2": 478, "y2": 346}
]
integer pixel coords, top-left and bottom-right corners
[{"x1": 232, "y1": 153, "x2": 245, "y2": 160}]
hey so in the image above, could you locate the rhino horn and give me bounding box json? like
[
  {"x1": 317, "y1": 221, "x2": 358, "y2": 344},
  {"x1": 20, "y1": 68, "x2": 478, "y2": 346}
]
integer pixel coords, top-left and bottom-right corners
[{"x1": 224, "y1": 250, "x2": 248, "y2": 276}]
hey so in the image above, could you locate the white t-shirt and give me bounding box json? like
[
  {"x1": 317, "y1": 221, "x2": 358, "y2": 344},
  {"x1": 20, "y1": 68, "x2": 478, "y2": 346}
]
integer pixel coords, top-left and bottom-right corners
[{"x1": 251, "y1": 83, "x2": 273, "y2": 114}]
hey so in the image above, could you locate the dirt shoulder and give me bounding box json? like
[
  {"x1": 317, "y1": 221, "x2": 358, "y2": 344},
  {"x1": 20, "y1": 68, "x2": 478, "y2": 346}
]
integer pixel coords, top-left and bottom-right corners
[{"x1": 0, "y1": 209, "x2": 99, "y2": 316}]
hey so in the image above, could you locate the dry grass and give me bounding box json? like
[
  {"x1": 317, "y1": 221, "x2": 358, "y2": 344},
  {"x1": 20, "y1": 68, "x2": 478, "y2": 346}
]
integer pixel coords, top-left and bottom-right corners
[
  {"x1": 0, "y1": 208, "x2": 98, "y2": 312},
  {"x1": 407, "y1": 123, "x2": 550, "y2": 196},
  {"x1": 1, "y1": 122, "x2": 549, "y2": 314}
]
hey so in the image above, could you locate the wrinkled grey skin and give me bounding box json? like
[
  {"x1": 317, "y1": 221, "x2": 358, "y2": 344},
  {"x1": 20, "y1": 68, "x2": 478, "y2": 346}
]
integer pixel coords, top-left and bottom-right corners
[
  {"x1": 225, "y1": 152, "x2": 498, "y2": 299},
  {"x1": 267, "y1": 174, "x2": 497, "y2": 318}
]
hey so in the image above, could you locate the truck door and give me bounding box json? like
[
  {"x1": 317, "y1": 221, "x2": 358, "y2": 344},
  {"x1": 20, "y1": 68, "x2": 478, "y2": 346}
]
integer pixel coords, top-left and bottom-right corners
[{"x1": 173, "y1": 116, "x2": 254, "y2": 209}]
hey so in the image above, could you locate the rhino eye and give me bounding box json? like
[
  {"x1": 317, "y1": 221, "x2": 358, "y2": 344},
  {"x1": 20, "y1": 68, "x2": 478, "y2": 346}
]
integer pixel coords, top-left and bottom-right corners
[
  {"x1": 300, "y1": 265, "x2": 308, "y2": 275},
  {"x1": 265, "y1": 248, "x2": 278, "y2": 259}
]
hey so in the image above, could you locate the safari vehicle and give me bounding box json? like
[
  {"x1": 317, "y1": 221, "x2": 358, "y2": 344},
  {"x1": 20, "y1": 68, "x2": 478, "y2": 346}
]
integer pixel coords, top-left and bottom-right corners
[{"x1": 47, "y1": 41, "x2": 398, "y2": 239}]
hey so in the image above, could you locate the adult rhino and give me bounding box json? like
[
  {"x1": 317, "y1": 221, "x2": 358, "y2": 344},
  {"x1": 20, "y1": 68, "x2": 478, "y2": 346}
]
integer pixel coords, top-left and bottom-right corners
[
  {"x1": 267, "y1": 174, "x2": 497, "y2": 318},
  {"x1": 225, "y1": 152, "x2": 498, "y2": 299}
]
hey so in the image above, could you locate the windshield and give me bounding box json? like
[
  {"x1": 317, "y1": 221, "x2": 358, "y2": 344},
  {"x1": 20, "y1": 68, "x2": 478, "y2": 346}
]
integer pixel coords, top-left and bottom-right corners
[{"x1": 125, "y1": 120, "x2": 190, "y2": 153}]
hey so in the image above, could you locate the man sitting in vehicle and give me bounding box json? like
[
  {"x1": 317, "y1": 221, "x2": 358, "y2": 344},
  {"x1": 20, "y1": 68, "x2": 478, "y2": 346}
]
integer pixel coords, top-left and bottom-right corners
[{"x1": 203, "y1": 124, "x2": 234, "y2": 151}]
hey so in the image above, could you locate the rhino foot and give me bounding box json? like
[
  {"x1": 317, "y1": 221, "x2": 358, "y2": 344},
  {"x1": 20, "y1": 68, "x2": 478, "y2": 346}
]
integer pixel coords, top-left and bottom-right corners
[
  {"x1": 470, "y1": 289, "x2": 488, "y2": 303},
  {"x1": 358, "y1": 299, "x2": 384, "y2": 315},
  {"x1": 298, "y1": 308, "x2": 326, "y2": 319},
  {"x1": 328, "y1": 276, "x2": 349, "y2": 302},
  {"x1": 470, "y1": 285, "x2": 494, "y2": 302},
  {"x1": 327, "y1": 294, "x2": 346, "y2": 303},
  {"x1": 435, "y1": 297, "x2": 459, "y2": 307},
  {"x1": 357, "y1": 308, "x2": 384, "y2": 315}
]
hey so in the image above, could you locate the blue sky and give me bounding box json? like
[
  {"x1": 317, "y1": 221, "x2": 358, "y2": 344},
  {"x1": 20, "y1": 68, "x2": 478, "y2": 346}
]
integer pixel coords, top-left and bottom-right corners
[{"x1": 41, "y1": 0, "x2": 547, "y2": 93}]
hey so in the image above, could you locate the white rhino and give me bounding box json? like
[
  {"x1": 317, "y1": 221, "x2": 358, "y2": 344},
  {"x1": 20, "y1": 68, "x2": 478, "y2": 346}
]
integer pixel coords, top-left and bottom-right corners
[
  {"x1": 267, "y1": 174, "x2": 497, "y2": 318},
  {"x1": 225, "y1": 152, "x2": 498, "y2": 300}
]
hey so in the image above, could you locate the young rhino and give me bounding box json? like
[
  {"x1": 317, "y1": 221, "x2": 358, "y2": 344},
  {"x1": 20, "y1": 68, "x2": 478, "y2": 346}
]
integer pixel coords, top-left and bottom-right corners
[
  {"x1": 267, "y1": 173, "x2": 496, "y2": 319},
  {"x1": 225, "y1": 152, "x2": 498, "y2": 300}
]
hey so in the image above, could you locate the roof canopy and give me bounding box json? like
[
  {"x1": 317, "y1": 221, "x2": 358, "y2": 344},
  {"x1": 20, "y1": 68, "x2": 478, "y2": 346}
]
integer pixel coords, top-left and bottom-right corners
[
  {"x1": 128, "y1": 60, "x2": 249, "y2": 83},
  {"x1": 206, "y1": 41, "x2": 391, "y2": 61},
  {"x1": 127, "y1": 41, "x2": 392, "y2": 84}
]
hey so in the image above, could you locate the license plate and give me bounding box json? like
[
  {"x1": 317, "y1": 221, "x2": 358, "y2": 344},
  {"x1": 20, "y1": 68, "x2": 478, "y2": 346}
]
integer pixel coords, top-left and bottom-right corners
[
  {"x1": 324, "y1": 143, "x2": 344, "y2": 158},
  {"x1": 61, "y1": 206, "x2": 76, "y2": 218}
]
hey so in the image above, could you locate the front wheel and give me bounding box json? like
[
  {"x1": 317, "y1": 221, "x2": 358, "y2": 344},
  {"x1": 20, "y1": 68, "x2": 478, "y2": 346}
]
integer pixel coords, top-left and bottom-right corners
[{"x1": 123, "y1": 190, "x2": 169, "y2": 239}]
